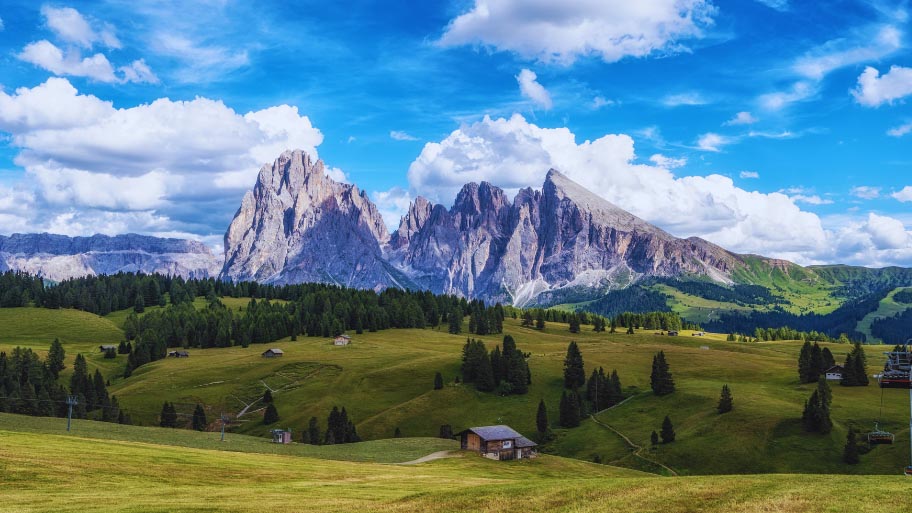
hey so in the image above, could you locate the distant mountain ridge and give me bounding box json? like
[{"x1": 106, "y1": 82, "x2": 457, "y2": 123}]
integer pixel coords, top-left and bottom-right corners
[
  {"x1": 220, "y1": 150, "x2": 811, "y2": 306},
  {"x1": 0, "y1": 233, "x2": 221, "y2": 282}
]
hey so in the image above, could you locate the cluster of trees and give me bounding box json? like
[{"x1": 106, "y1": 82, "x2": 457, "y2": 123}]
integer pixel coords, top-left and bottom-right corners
[
  {"x1": 465, "y1": 302, "x2": 504, "y2": 335},
  {"x1": 160, "y1": 402, "x2": 209, "y2": 430},
  {"x1": 610, "y1": 312, "x2": 698, "y2": 332},
  {"x1": 301, "y1": 406, "x2": 360, "y2": 445},
  {"x1": 650, "y1": 351, "x2": 675, "y2": 396},
  {"x1": 585, "y1": 285, "x2": 672, "y2": 318},
  {"x1": 801, "y1": 377, "x2": 833, "y2": 434},
  {"x1": 871, "y1": 308, "x2": 912, "y2": 344},
  {"x1": 460, "y1": 336, "x2": 531, "y2": 395},
  {"x1": 797, "y1": 342, "x2": 836, "y2": 384},
  {"x1": 556, "y1": 342, "x2": 627, "y2": 429},
  {"x1": 840, "y1": 344, "x2": 869, "y2": 387},
  {"x1": 748, "y1": 327, "x2": 837, "y2": 343},
  {"x1": 706, "y1": 290, "x2": 889, "y2": 342},
  {"x1": 0, "y1": 341, "x2": 127, "y2": 423},
  {"x1": 650, "y1": 416, "x2": 676, "y2": 445},
  {"x1": 717, "y1": 385, "x2": 733, "y2": 414},
  {"x1": 661, "y1": 280, "x2": 776, "y2": 306},
  {"x1": 0, "y1": 271, "x2": 44, "y2": 307},
  {"x1": 893, "y1": 289, "x2": 912, "y2": 304}
]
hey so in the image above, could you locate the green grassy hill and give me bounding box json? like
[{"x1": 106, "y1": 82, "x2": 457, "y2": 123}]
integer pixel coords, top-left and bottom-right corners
[
  {"x1": 855, "y1": 287, "x2": 912, "y2": 344},
  {"x1": 2, "y1": 305, "x2": 910, "y2": 476},
  {"x1": 0, "y1": 415, "x2": 908, "y2": 513}
]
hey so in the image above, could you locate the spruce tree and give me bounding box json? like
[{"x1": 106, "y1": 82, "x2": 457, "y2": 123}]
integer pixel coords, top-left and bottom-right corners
[
  {"x1": 191, "y1": 404, "x2": 207, "y2": 431},
  {"x1": 448, "y1": 307, "x2": 463, "y2": 334},
  {"x1": 650, "y1": 351, "x2": 675, "y2": 396},
  {"x1": 650, "y1": 430, "x2": 659, "y2": 446},
  {"x1": 475, "y1": 351, "x2": 495, "y2": 392},
  {"x1": 394, "y1": 427, "x2": 402, "y2": 438},
  {"x1": 660, "y1": 415, "x2": 675, "y2": 443},
  {"x1": 563, "y1": 342, "x2": 586, "y2": 390},
  {"x1": 47, "y1": 339, "x2": 65, "y2": 379},
  {"x1": 821, "y1": 347, "x2": 836, "y2": 369},
  {"x1": 559, "y1": 390, "x2": 581, "y2": 428},
  {"x1": 536, "y1": 399, "x2": 549, "y2": 434},
  {"x1": 160, "y1": 402, "x2": 177, "y2": 428},
  {"x1": 798, "y1": 340, "x2": 813, "y2": 383},
  {"x1": 307, "y1": 416, "x2": 320, "y2": 444},
  {"x1": 434, "y1": 372, "x2": 443, "y2": 390},
  {"x1": 717, "y1": 384, "x2": 733, "y2": 414},
  {"x1": 439, "y1": 424, "x2": 453, "y2": 439},
  {"x1": 569, "y1": 315, "x2": 580, "y2": 334},
  {"x1": 535, "y1": 310, "x2": 545, "y2": 330},
  {"x1": 843, "y1": 428, "x2": 860, "y2": 464},
  {"x1": 263, "y1": 389, "x2": 273, "y2": 404},
  {"x1": 263, "y1": 403, "x2": 279, "y2": 425}
]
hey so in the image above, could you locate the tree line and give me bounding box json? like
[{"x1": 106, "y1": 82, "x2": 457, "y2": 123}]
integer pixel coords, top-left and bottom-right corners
[{"x1": 460, "y1": 335, "x2": 531, "y2": 395}]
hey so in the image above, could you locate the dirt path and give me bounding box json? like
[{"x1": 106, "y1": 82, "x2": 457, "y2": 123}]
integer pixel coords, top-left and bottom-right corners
[
  {"x1": 589, "y1": 395, "x2": 679, "y2": 477},
  {"x1": 397, "y1": 450, "x2": 459, "y2": 465}
]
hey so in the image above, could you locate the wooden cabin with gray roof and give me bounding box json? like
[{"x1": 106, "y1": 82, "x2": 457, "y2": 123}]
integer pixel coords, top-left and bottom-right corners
[{"x1": 457, "y1": 425, "x2": 537, "y2": 461}]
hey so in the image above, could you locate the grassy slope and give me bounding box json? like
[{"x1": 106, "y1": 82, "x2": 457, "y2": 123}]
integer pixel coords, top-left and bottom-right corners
[
  {"x1": 855, "y1": 287, "x2": 912, "y2": 344},
  {"x1": 1, "y1": 422, "x2": 909, "y2": 513},
  {"x1": 4, "y1": 305, "x2": 911, "y2": 476}
]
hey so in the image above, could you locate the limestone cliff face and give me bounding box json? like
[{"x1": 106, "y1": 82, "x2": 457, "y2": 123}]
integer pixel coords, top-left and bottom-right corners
[
  {"x1": 222, "y1": 150, "x2": 749, "y2": 305},
  {"x1": 390, "y1": 169, "x2": 739, "y2": 305},
  {"x1": 221, "y1": 149, "x2": 403, "y2": 289},
  {"x1": 0, "y1": 233, "x2": 220, "y2": 281}
]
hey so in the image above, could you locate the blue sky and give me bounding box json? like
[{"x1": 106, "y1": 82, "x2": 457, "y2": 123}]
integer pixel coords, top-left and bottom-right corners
[{"x1": 0, "y1": 0, "x2": 910, "y2": 266}]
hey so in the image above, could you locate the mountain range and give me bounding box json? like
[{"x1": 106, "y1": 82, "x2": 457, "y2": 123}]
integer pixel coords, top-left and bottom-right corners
[{"x1": 219, "y1": 150, "x2": 807, "y2": 306}]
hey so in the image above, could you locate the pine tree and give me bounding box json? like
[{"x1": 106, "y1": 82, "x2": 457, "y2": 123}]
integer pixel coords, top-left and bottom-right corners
[
  {"x1": 439, "y1": 424, "x2": 453, "y2": 439},
  {"x1": 626, "y1": 325, "x2": 635, "y2": 335},
  {"x1": 394, "y1": 427, "x2": 402, "y2": 438},
  {"x1": 650, "y1": 430, "x2": 659, "y2": 446},
  {"x1": 475, "y1": 351, "x2": 495, "y2": 392},
  {"x1": 434, "y1": 372, "x2": 443, "y2": 390},
  {"x1": 660, "y1": 415, "x2": 675, "y2": 443},
  {"x1": 47, "y1": 338, "x2": 65, "y2": 379},
  {"x1": 717, "y1": 384, "x2": 733, "y2": 414},
  {"x1": 160, "y1": 402, "x2": 177, "y2": 428},
  {"x1": 536, "y1": 399, "x2": 549, "y2": 434},
  {"x1": 569, "y1": 315, "x2": 580, "y2": 333},
  {"x1": 307, "y1": 416, "x2": 320, "y2": 444},
  {"x1": 798, "y1": 340, "x2": 813, "y2": 383},
  {"x1": 263, "y1": 389, "x2": 273, "y2": 404},
  {"x1": 808, "y1": 343, "x2": 824, "y2": 383},
  {"x1": 134, "y1": 291, "x2": 145, "y2": 313},
  {"x1": 263, "y1": 403, "x2": 279, "y2": 425},
  {"x1": 535, "y1": 310, "x2": 545, "y2": 330},
  {"x1": 559, "y1": 390, "x2": 581, "y2": 428},
  {"x1": 821, "y1": 347, "x2": 836, "y2": 369},
  {"x1": 563, "y1": 342, "x2": 585, "y2": 390},
  {"x1": 191, "y1": 404, "x2": 207, "y2": 431},
  {"x1": 843, "y1": 428, "x2": 860, "y2": 464},
  {"x1": 650, "y1": 351, "x2": 675, "y2": 396},
  {"x1": 841, "y1": 353, "x2": 858, "y2": 386},
  {"x1": 448, "y1": 307, "x2": 463, "y2": 334}
]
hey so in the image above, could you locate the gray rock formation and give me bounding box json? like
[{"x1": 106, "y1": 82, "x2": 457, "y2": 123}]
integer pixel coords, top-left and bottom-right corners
[
  {"x1": 221, "y1": 149, "x2": 409, "y2": 289},
  {"x1": 221, "y1": 150, "x2": 752, "y2": 305},
  {"x1": 0, "y1": 233, "x2": 221, "y2": 282}
]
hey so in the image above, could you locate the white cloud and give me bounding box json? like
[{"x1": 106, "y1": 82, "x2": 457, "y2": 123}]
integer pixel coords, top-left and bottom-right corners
[
  {"x1": 754, "y1": 0, "x2": 789, "y2": 10},
  {"x1": 725, "y1": 111, "x2": 758, "y2": 126},
  {"x1": 371, "y1": 186, "x2": 413, "y2": 230},
  {"x1": 789, "y1": 194, "x2": 833, "y2": 206},
  {"x1": 893, "y1": 186, "x2": 912, "y2": 202},
  {"x1": 405, "y1": 114, "x2": 833, "y2": 258},
  {"x1": 151, "y1": 33, "x2": 249, "y2": 82},
  {"x1": 390, "y1": 130, "x2": 419, "y2": 141},
  {"x1": 516, "y1": 69, "x2": 553, "y2": 110},
  {"x1": 887, "y1": 122, "x2": 912, "y2": 137},
  {"x1": 0, "y1": 78, "x2": 323, "y2": 240},
  {"x1": 696, "y1": 132, "x2": 733, "y2": 152},
  {"x1": 819, "y1": 213, "x2": 912, "y2": 266},
  {"x1": 18, "y1": 40, "x2": 119, "y2": 83},
  {"x1": 739, "y1": 171, "x2": 759, "y2": 179},
  {"x1": 118, "y1": 59, "x2": 159, "y2": 84},
  {"x1": 592, "y1": 96, "x2": 613, "y2": 109},
  {"x1": 794, "y1": 25, "x2": 901, "y2": 81},
  {"x1": 325, "y1": 166, "x2": 349, "y2": 183},
  {"x1": 662, "y1": 92, "x2": 708, "y2": 107},
  {"x1": 850, "y1": 186, "x2": 881, "y2": 200},
  {"x1": 439, "y1": 0, "x2": 716, "y2": 65},
  {"x1": 41, "y1": 5, "x2": 121, "y2": 49},
  {"x1": 649, "y1": 154, "x2": 687, "y2": 169},
  {"x1": 0, "y1": 16, "x2": 4, "y2": 31},
  {"x1": 759, "y1": 81, "x2": 815, "y2": 110},
  {"x1": 852, "y1": 65, "x2": 912, "y2": 107}
]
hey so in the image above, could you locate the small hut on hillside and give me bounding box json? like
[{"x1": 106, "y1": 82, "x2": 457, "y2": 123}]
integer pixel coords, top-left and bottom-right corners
[
  {"x1": 333, "y1": 334, "x2": 351, "y2": 346},
  {"x1": 457, "y1": 425, "x2": 537, "y2": 461},
  {"x1": 262, "y1": 348, "x2": 284, "y2": 358}
]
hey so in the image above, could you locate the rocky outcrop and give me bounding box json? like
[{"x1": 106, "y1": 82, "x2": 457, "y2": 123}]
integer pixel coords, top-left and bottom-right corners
[
  {"x1": 0, "y1": 233, "x2": 220, "y2": 282},
  {"x1": 221, "y1": 149, "x2": 408, "y2": 289},
  {"x1": 221, "y1": 150, "x2": 756, "y2": 305}
]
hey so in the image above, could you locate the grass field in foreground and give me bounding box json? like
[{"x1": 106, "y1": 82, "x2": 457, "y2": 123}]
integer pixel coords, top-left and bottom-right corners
[{"x1": 1, "y1": 422, "x2": 909, "y2": 513}]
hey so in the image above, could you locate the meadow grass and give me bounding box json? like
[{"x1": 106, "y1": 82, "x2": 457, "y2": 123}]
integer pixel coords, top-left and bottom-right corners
[
  {"x1": 856, "y1": 287, "x2": 912, "y2": 344},
  {"x1": 0, "y1": 423, "x2": 909, "y2": 513}
]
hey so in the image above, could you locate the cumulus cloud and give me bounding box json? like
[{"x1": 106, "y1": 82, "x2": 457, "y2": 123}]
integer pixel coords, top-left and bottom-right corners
[
  {"x1": 371, "y1": 186, "x2": 412, "y2": 230},
  {"x1": 41, "y1": 5, "x2": 121, "y2": 49},
  {"x1": 516, "y1": 69, "x2": 553, "y2": 110},
  {"x1": 853, "y1": 65, "x2": 912, "y2": 107},
  {"x1": 820, "y1": 213, "x2": 912, "y2": 266},
  {"x1": 725, "y1": 111, "x2": 758, "y2": 126},
  {"x1": 740, "y1": 171, "x2": 759, "y2": 179},
  {"x1": 850, "y1": 186, "x2": 881, "y2": 199},
  {"x1": 390, "y1": 130, "x2": 419, "y2": 141},
  {"x1": 649, "y1": 154, "x2": 687, "y2": 169},
  {"x1": 0, "y1": 78, "x2": 323, "y2": 243},
  {"x1": 405, "y1": 114, "x2": 834, "y2": 258},
  {"x1": 893, "y1": 186, "x2": 912, "y2": 202},
  {"x1": 439, "y1": 0, "x2": 716, "y2": 65},
  {"x1": 887, "y1": 122, "x2": 912, "y2": 137},
  {"x1": 18, "y1": 7, "x2": 156, "y2": 84}
]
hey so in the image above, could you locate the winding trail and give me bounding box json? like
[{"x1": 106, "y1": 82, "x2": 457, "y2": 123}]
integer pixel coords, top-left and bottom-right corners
[
  {"x1": 589, "y1": 394, "x2": 679, "y2": 477},
  {"x1": 396, "y1": 450, "x2": 459, "y2": 465}
]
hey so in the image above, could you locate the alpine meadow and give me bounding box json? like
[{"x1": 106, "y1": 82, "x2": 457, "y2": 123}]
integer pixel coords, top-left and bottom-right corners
[{"x1": 2, "y1": 1, "x2": 912, "y2": 512}]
